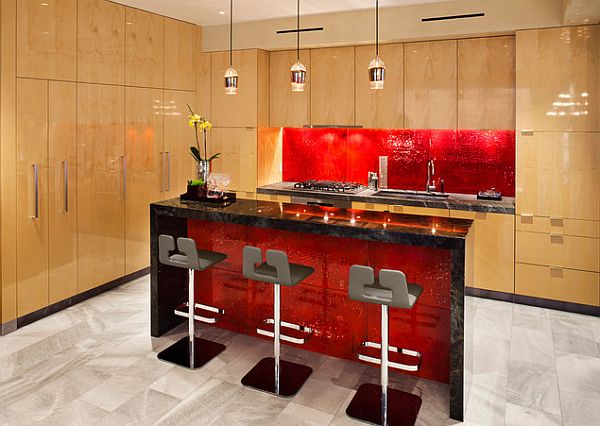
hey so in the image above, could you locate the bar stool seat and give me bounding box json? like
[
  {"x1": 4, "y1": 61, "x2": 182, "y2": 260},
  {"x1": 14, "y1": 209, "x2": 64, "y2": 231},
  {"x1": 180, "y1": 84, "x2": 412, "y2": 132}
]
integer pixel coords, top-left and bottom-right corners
[
  {"x1": 346, "y1": 265, "x2": 424, "y2": 426},
  {"x1": 157, "y1": 235, "x2": 227, "y2": 369}
]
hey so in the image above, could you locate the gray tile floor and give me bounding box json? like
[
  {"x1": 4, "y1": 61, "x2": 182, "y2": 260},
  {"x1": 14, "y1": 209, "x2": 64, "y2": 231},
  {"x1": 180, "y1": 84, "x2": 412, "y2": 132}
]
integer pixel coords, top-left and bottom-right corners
[{"x1": 0, "y1": 275, "x2": 599, "y2": 425}]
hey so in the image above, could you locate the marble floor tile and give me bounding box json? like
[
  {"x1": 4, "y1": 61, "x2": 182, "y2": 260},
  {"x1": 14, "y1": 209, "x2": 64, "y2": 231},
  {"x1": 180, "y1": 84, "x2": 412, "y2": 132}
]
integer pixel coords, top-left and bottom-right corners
[
  {"x1": 560, "y1": 390, "x2": 600, "y2": 426},
  {"x1": 105, "y1": 388, "x2": 180, "y2": 425},
  {"x1": 273, "y1": 402, "x2": 334, "y2": 426},
  {"x1": 150, "y1": 366, "x2": 212, "y2": 399},
  {"x1": 555, "y1": 351, "x2": 600, "y2": 398},
  {"x1": 504, "y1": 402, "x2": 561, "y2": 426},
  {"x1": 469, "y1": 333, "x2": 510, "y2": 377},
  {"x1": 509, "y1": 324, "x2": 554, "y2": 369},
  {"x1": 506, "y1": 359, "x2": 560, "y2": 415},
  {"x1": 212, "y1": 388, "x2": 289, "y2": 425},
  {"x1": 464, "y1": 373, "x2": 507, "y2": 426},
  {"x1": 79, "y1": 375, "x2": 150, "y2": 411},
  {"x1": 313, "y1": 356, "x2": 366, "y2": 390},
  {"x1": 293, "y1": 377, "x2": 353, "y2": 415},
  {"x1": 36, "y1": 398, "x2": 110, "y2": 426},
  {"x1": 552, "y1": 318, "x2": 599, "y2": 357}
]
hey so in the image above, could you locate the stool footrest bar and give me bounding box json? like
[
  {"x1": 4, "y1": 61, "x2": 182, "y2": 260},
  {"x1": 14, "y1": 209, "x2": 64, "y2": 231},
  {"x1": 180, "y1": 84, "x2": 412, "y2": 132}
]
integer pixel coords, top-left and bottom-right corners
[
  {"x1": 357, "y1": 341, "x2": 422, "y2": 372},
  {"x1": 174, "y1": 303, "x2": 225, "y2": 324},
  {"x1": 257, "y1": 318, "x2": 312, "y2": 345}
]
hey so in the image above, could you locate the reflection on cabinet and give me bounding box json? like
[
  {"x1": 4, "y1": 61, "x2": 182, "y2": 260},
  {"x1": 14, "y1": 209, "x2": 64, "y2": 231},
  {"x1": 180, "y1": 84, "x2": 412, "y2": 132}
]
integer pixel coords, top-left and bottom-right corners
[
  {"x1": 516, "y1": 132, "x2": 600, "y2": 221},
  {"x1": 48, "y1": 81, "x2": 77, "y2": 305},
  {"x1": 210, "y1": 128, "x2": 257, "y2": 193},
  {"x1": 77, "y1": 83, "x2": 126, "y2": 292},
  {"x1": 77, "y1": 0, "x2": 125, "y2": 85},
  {"x1": 516, "y1": 25, "x2": 599, "y2": 132},
  {"x1": 311, "y1": 47, "x2": 355, "y2": 126},
  {"x1": 270, "y1": 49, "x2": 311, "y2": 128},
  {"x1": 458, "y1": 36, "x2": 515, "y2": 130},
  {"x1": 404, "y1": 40, "x2": 457, "y2": 129},
  {"x1": 355, "y1": 44, "x2": 404, "y2": 129},
  {"x1": 196, "y1": 52, "x2": 212, "y2": 119},
  {"x1": 125, "y1": 7, "x2": 164, "y2": 88},
  {"x1": 16, "y1": 79, "x2": 49, "y2": 316},
  {"x1": 17, "y1": 0, "x2": 77, "y2": 81},
  {"x1": 164, "y1": 18, "x2": 196, "y2": 91},
  {"x1": 125, "y1": 87, "x2": 164, "y2": 274}
]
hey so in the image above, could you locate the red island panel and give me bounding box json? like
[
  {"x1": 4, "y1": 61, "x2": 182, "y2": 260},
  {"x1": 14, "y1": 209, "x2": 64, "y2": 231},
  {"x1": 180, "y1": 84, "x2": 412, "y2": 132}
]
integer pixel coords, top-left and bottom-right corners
[{"x1": 188, "y1": 218, "x2": 452, "y2": 384}]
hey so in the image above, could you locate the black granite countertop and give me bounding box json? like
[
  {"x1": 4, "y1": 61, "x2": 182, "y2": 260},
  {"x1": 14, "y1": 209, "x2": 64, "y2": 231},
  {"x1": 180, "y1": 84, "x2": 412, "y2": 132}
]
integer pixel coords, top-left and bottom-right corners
[
  {"x1": 151, "y1": 198, "x2": 472, "y2": 249},
  {"x1": 257, "y1": 182, "x2": 515, "y2": 214}
]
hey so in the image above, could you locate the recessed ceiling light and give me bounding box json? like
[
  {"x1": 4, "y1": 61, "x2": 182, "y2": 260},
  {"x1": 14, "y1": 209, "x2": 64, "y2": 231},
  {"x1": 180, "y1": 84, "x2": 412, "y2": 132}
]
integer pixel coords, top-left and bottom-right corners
[{"x1": 218, "y1": 11, "x2": 226, "y2": 15}]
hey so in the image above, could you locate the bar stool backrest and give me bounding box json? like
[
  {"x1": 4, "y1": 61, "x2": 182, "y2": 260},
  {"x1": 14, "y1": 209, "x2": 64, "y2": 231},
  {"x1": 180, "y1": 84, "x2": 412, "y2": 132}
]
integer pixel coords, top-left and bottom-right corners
[
  {"x1": 349, "y1": 265, "x2": 413, "y2": 309},
  {"x1": 243, "y1": 246, "x2": 294, "y2": 286},
  {"x1": 159, "y1": 235, "x2": 201, "y2": 270}
]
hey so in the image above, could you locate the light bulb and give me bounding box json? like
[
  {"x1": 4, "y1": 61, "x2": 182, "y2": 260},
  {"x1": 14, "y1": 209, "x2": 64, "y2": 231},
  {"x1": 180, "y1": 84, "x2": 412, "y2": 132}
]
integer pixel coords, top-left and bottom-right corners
[
  {"x1": 224, "y1": 67, "x2": 238, "y2": 95},
  {"x1": 290, "y1": 61, "x2": 307, "y2": 92},
  {"x1": 368, "y1": 55, "x2": 386, "y2": 90}
]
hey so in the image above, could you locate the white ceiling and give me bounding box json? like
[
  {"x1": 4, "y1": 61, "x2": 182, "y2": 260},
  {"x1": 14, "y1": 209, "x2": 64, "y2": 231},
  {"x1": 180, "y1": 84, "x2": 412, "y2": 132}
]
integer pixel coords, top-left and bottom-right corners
[{"x1": 112, "y1": 0, "x2": 449, "y2": 26}]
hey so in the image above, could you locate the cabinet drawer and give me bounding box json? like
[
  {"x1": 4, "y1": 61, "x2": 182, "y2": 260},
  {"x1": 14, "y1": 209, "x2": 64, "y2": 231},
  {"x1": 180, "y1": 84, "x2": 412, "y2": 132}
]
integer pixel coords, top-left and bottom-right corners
[
  {"x1": 351, "y1": 202, "x2": 389, "y2": 212},
  {"x1": 516, "y1": 263, "x2": 599, "y2": 306},
  {"x1": 516, "y1": 231, "x2": 599, "y2": 272},
  {"x1": 517, "y1": 215, "x2": 599, "y2": 238},
  {"x1": 389, "y1": 205, "x2": 450, "y2": 218}
]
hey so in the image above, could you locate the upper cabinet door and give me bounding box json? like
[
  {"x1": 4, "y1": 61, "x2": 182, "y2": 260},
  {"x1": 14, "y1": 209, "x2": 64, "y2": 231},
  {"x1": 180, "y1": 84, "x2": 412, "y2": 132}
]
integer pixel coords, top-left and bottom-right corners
[
  {"x1": 355, "y1": 44, "x2": 404, "y2": 129},
  {"x1": 17, "y1": 0, "x2": 77, "y2": 80},
  {"x1": 164, "y1": 18, "x2": 196, "y2": 91},
  {"x1": 311, "y1": 47, "x2": 355, "y2": 126},
  {"x1": 458, "y1": 36, "x2": 515, "y2": 130},
  {"x1": 196, "y1": 52, "x2": 212, "y2": 120},
  {"x1": 405, "y1": 40, "x2": 457, "y2": 130},
  {"x1": 270, "y1": 49, "x2": 311, "y2": 128},
  {"x1": 125, "y1": 7, "x2": 164, "y2": 88},
  {"x1": 78, "y1": 0, "x2": 125, "y2": 85},
  {"x1": 517, "y1": 26, "x2": 600, "y2": 132}
]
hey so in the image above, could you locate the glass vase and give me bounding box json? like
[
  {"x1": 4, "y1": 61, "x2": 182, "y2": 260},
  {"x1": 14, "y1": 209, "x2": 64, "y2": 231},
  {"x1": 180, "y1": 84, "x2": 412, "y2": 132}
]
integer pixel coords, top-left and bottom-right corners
[{"x1": 196, "y1": 160, "x2": 211, "y2": 184}]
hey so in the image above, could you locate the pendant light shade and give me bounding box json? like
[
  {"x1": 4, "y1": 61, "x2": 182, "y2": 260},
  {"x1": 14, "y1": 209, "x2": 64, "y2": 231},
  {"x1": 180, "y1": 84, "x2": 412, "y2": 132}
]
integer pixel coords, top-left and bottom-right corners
[
  {"x1": 225, "y1": 0, "x2": 238, "y2": 95},
  {"x1": 369, "y1": 0, "x2": 385, "y2": 90},
  {"x1": 290, "y1": 0, "x2": 306, "y2": 92}
]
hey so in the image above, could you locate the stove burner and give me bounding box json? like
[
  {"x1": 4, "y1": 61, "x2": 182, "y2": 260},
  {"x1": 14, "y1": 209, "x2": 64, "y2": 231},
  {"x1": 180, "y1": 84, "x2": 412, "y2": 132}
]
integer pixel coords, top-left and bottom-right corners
[{"x1": 293, "y1": 180, "x2": 365, "y2": 194}]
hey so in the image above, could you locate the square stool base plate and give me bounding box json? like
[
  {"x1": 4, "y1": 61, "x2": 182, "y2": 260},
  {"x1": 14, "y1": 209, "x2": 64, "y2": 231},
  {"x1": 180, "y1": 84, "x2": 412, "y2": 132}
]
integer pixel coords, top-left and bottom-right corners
[
  {"x1": 241, "y1": 357, "x2": 312, "y2": 398},
  {"x1": 157, "y1": 336, "x2": 225, "y2": 369},
  {"x1": 346, "y1": 383, "x2": 422, "y2": 426}
]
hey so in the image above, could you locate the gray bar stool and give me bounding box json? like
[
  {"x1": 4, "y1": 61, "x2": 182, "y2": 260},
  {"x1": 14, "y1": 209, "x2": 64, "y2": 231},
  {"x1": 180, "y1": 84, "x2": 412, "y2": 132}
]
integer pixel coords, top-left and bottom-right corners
[
  {"x1": 346, "y1": 265, "x2": 424, "y2": 426},
  {"x1": 241, "y1": 246, "x2": 314, "y2": 397},
  {"x1": 157, "y1": 235, "x2": 227, "y2": 369}
]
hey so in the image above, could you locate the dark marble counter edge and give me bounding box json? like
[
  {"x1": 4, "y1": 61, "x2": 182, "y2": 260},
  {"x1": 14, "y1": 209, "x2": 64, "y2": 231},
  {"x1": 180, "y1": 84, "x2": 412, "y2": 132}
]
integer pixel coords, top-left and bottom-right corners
[{"x1": 257, "y1": 184, "x2": 516, "y2": 215}]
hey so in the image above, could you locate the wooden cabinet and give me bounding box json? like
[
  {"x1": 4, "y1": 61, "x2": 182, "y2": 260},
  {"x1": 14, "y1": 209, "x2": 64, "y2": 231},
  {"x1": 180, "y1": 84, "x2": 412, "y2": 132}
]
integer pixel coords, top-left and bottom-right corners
[
  {"x1": 516, "y1": 26, "x2": 599, "y2": 132},
  {"x1": 125, "y1": 7, "x2": 164, "y2": 88},
  {"x1": 196, "y1": 52, "x2": 212, "y2": 120},
  {"x1": 77, "y1": 83, "x2": 126, "y2": 292},
  {"x1": 164, "y1": 18, "x2": 196, "y2": 91},
  {"x1": 311, "y1": 47, "x2": 355, "y2": 126},
  {"x1": 48, "y1": 81, "x2": 77, "y2": 304},
  {"x1": 270, "y1": 49, "x2": 311, "y2": 128},
  {"x1": 458, "y1": 36, "x2": 515, "y2": 130},
  {"x1": 210, "y1": 128, "x2": 257, "y2": 194},
  {"x1": 355, "y1": 44, "x2": 404, "y2": 129},
  {"x1": 77, "y1": 0, "x2": 125, "y2": 85},
  {"x1": 389, "y1": 204, "x2": 450, "y2": 218},
  {"x1": 404, "y1": 40, "x2": 457, "y2": 129},
  {"x1": 125, "y1": 87, "x2": 164, "y2": 274},
  {"x1": 17, "y1": 0, "x2": 77, "y2": 81}
]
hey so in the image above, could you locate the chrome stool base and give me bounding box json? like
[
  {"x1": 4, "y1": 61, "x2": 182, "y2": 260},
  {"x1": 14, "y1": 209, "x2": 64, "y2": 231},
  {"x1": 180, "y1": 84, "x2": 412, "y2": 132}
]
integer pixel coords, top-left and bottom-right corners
[
  {"x1": 157, "y1": 336, "x2": 225, "y2": 369},
  {"x1": 241, "y1": 357, "x2": 312, "y2": 398},
  {"x1": 346, "y1": 383, "x2": 422, "y2": 426}
]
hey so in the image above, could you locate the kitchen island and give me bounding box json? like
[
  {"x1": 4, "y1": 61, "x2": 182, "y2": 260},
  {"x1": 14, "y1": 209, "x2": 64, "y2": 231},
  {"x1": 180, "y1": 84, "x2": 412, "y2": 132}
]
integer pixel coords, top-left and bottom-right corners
[{"x1": 150, "y1": 198, "x2": 471, "y2": 421}]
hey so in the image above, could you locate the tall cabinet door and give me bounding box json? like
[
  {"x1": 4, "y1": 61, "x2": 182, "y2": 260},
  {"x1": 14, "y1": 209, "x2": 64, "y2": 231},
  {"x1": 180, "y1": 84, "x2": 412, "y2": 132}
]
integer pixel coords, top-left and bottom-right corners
[
  {"x1": 48, "y1": 81, "x2": 77, "y2": 304},
  {"x1": 16, "y1": 78, "x2": 49, "y2": 316},
  {"x1": 125, "y1": 87, "x2": 164, "y2": 274},
  {"x1": 164, "y1": 90, "x2": 197, "y2": 197},
  {"x1": 77, "y1": 83, "x2": 126, "y2": 292}
]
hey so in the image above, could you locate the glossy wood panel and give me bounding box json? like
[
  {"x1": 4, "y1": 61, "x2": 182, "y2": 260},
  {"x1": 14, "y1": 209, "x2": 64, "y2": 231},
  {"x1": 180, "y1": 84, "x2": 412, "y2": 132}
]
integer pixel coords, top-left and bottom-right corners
[
  {"x1": 257, "y1": 50, "x2": 270, "y2": 128},
  {"x1": 404, "y1": 40, "x2": 457, "y2": 129},
  {"x1": 211, "y1": 50, "x2": 258, "y2": 127},
  {"x1": 17, "y1": 0, "x2": 77, "y2": 80},
  {"x1": 16, "y1": 79, "x2": 49, "y2": 316},
  {"x1": 48, "y1": 81, "x2": 77, "y2": 304},
  {"x1": 77, "y1": 83, "x2": 125, "y2": 292},
  {"x1": 516, "y1": 215, "x2": 600, "y2": 238},
  {"x1": 451, "y1": 211, "x2": 515, "y2": 293},
  {"x1": 269, "y1": 49, "x2": 310, "y2": 128},
  {"x1": 164, "y1": 90, "x2": 197, "y2": 197},
  {"x1": 389, "y1": 204, "x2": 450, "y2": 218},
  {"x1": 210, "y1": 127, "x2": 257, "y2": 193},
  {"x1": 77, "y1": 0, "x2": 125, "y2": 85},
  {"x1": 355, "y1": 44, "x2": 404, "y2": 129},
  {"x1": 458, "y1": 36, "x2": 515, "y2": 130},
  {"x1": 516, "y1": 263, "x2": 599, "y2": 306},
  {"x1": 196, "y1": 52, "x2": 212, "y2": 120},
  {"x1": 516, "y1": 131, "x2": 600, "y2": 221},
  {"x1": 516, "y1": 25, "x2": 600, "y2": 131},
  {"x1": 125, "y1": 87, "x2": 164, "y2": 274},
  {"x1": 257, "y1": 127, "x2": 283, "y2": 187},
  {"x1": 125, "y1": 7, "x2": 164, "y2": 88},
  {"x1": 311, "y1": 47, "x2": 355, "y2": 126},
  {"x1": 164, "y1": 18, "x2": 196, "y2": 91}
]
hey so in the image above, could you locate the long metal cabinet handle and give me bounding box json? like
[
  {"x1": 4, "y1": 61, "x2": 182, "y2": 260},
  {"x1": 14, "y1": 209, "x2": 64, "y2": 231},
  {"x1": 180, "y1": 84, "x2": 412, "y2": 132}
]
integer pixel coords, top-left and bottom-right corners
[
  {"x1": 166, "y1": 152, "x2": 171, "y2": 192},
  {"x1": 63, "y1": 161, "x2": 69, "y2": 213},
  {"x1": 122, "y1": 156, "x2": 127, "y2": 200},
  {"x1": 32, "y1": 164, "x2": 39, "y2": 219}
]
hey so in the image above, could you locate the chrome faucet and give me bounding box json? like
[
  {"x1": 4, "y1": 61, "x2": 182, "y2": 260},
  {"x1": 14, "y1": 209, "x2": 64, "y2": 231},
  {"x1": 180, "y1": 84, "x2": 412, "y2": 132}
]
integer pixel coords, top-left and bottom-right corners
[{"x1": 426, "y1": 159, "x2": 436, "y2": 193}]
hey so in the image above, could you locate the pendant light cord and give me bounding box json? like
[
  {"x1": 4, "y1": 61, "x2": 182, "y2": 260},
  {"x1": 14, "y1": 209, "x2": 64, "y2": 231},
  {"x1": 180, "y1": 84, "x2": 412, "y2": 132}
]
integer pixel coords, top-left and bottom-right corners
[
  {"x1": 229, "y1": 0, "x2": 233, "y2": 67},
  {"x1": 296, "y1": 0, "x2": 300, "y2": 61},
  {"x1": 376, "y1": 0, "x2": 379, "y2": 57}
]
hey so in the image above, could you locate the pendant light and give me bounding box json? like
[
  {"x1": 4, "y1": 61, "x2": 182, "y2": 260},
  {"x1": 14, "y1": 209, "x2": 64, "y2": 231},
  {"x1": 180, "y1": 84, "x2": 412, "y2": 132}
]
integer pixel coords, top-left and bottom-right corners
[
  {"x1": 368, "y1": 0, "x2": 385, "y2": 90},
  {"x1": 224, "y1": 0, "x2": 238, "y2": 95},
  {"x1": 290, "y1": 0, "x2": 306, "y2": 92}
]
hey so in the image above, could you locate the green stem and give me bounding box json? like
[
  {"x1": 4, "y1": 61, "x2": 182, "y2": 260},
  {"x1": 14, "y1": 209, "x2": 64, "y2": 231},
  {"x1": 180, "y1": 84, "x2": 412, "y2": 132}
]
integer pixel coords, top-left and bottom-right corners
[
  {"x1": 203, "y1": 129, "x2": 208, "y2": 161},
  {"x1": 194, "y1": 123, "x2": 202, "y2": 161}
]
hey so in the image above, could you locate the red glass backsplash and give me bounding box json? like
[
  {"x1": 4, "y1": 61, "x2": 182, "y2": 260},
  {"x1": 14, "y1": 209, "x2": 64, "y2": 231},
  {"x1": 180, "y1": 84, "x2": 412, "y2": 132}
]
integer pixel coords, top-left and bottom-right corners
[{"x1": 283, "y1": 128, "x2": 515, "y2": 196}]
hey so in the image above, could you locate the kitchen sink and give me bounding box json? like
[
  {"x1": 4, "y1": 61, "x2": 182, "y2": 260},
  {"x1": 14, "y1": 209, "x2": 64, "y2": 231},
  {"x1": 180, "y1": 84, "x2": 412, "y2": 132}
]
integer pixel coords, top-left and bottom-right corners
[{"x1": 371, "y1": 189, "x2": 450, "y2": 198}]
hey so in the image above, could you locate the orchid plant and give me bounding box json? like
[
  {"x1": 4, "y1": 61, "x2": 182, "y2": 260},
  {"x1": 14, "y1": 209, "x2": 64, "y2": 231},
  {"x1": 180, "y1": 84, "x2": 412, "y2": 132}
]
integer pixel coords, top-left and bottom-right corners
[{"x1": 187, "y1": 105, "x2": 221, "y2": 163}]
